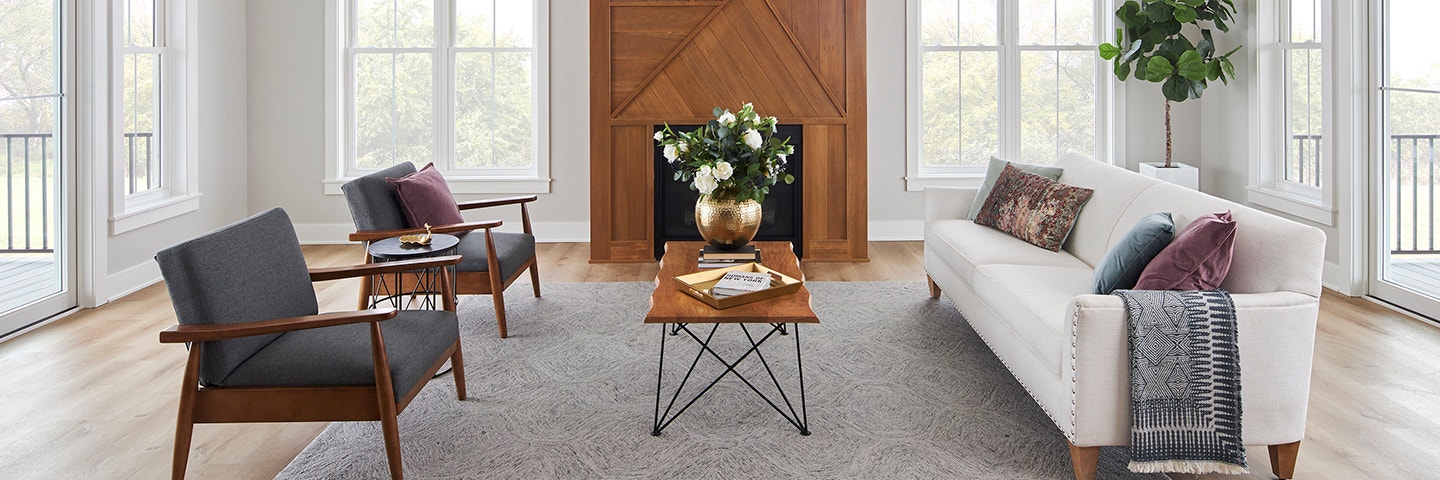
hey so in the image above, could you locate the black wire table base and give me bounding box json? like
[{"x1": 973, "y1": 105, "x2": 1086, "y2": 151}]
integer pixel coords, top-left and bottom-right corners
[{"x1": 651, "y1": 322, "x2": 809, "y2": 436}]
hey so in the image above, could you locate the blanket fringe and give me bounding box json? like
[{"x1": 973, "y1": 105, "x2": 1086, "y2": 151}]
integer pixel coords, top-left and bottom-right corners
[{"x1": 1128, "y1": 460, "x2": 1250, "y2": 475}]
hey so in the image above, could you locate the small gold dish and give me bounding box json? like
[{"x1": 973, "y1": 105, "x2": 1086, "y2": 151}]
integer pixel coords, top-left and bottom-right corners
[{"x1": 399, "y1": 224, "x2": 434, "y2": 246}]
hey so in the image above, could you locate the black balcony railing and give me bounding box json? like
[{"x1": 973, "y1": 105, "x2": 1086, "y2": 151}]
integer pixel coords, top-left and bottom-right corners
[
  {"x1": 1391, "y1": 134, "x2": 1440, "y2": 254},
  {"x1": 3, "y1": 133, "x2": 54, "y2": 254},
  {"x1": 2, "y1": 132, "x2": 155, "y2": 254}
]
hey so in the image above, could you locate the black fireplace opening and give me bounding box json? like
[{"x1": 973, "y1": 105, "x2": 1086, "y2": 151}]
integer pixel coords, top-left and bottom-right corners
[{"x1": 654, "y1": 124, "x2": 803, "y2": 259}]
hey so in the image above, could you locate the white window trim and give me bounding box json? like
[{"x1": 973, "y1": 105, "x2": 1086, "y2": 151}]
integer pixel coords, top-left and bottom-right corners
[
  {"x1": 109, "y1": 0, "x2": 199, "y2": 234},
  {"x1": 323, "y1": 0, "x2": 552, "y2": 196},
  {"x1": 1249, "y1": 0, "x2": 1337, "y2": 226},
  {"x1": 904, "y1": 0, "x2": 1117, "y2": 192}
]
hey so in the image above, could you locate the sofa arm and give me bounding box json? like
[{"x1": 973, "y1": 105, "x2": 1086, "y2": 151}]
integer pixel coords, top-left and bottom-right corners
[
  {"x1": 924, "y1": 186, "x2": 979, "y2": 222},
  {"x1": 1064, "y1": 291, "x2": 1319, "y2": 447}
]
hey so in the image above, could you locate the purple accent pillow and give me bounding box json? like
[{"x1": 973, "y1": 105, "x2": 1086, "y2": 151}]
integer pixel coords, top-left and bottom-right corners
[
  {"x1": 386, "y1": 163, "x2": 464, "y2": 229},
  {"x1": 1134, "y1": 211, "x2": 1237, "y2": 290},
  {"x1": 974, "y1": 164, "x2": 1094, "y2": 252}
]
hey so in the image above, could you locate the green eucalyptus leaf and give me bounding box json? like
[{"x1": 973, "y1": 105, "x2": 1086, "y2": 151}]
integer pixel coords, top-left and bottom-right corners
[
  {"x1": 712, "y1": 107, "x2": 722, "y2": 117},
  {"x1": 784, "y1": 174, "x2": 795, "y2": 184}
]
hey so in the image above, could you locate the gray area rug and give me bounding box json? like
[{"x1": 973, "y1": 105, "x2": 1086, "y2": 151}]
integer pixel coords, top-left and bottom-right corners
[{"x1": 278, "y1": 282, "x2": 1164, "y2": 479}]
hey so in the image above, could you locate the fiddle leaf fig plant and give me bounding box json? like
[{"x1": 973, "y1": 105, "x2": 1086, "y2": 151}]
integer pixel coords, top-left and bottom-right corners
[{"x1": 1099, "y1": 0, "x2": 1241, "y2": 167}]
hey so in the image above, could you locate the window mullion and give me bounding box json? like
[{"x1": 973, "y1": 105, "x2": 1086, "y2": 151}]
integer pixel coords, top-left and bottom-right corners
[
  {"x1": 435, "y1": 0, "x2": 451, "y2": 172},
  {"x1": 1000, "y1": 0, "x2": 1021, "y2": 161}
]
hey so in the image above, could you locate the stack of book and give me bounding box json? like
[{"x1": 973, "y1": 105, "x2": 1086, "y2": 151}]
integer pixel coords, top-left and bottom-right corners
[
  {"x1": 709, "y1": 270, "x2": 776, "y2": 298},
  {"x1": 698, "y1": 245, "x2": 762, "y2": 269}
]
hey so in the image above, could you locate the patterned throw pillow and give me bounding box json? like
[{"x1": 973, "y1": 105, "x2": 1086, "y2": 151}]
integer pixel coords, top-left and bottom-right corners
[{"x1": 974, "y1": 164, "x2": 1095, "y2": 252}]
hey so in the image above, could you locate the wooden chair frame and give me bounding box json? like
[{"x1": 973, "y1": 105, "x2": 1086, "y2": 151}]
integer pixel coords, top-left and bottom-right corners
[
  {"x1": 349, "y1": 195, "x2": 541, "y2": 338},
  {"x1": 159, "y1": 255, "x2": 467, "y2": 480}
]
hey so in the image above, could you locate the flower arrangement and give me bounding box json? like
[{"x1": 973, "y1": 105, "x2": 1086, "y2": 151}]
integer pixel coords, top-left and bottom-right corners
[{"x1": 654, "y1": 103, "x2": 796, "y2": 203}]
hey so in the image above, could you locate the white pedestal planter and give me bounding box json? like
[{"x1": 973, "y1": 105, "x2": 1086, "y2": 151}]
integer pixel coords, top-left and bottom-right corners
[{"x1": 1139, "y1": 162, "x2": 1199, "y2": 190}]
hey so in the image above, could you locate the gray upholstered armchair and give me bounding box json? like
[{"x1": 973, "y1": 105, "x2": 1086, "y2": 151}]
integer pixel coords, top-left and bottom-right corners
[
  {"x1": 156, "y1": 208, "x2": 466, "y2": 480},
  {"x1": 341, "y1": 162, "x2": 540, "y2": 338}
]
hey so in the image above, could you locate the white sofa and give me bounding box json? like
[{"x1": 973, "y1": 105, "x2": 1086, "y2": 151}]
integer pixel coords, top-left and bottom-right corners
[{"x1": 923, "y1": 154, "x2": 1325, "y2": 479}]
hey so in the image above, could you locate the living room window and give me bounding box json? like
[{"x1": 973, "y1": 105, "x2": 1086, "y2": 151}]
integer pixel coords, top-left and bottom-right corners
[
  {"x1": 1249, "y1": 0, "x2": 1335, "y2": 224},
  {"x1": 905, "y1": 0, "x2": 1113, "y2": 191},
  {"x1": 325, "y1": 0, "x2": 551, "y2": 194},
  {"x1": 111, "y1": 0, "x2": 200, "y2": 233}
]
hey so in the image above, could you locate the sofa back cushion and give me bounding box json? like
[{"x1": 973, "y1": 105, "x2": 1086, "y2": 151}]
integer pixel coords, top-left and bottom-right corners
[
  {"x1": 974, "y1": 164, "x2": 1094, "y2": 252},
  {"x1": 1057, "y1": 154, "x2": 1327, "y2": 297},
  {"x1": 1054, "y1": 154, "x2": 1163, "y2": 267}
]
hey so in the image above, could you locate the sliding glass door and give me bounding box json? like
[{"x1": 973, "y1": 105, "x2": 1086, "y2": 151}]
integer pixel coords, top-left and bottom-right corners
[
  {"x1": 0, "y1": 0, "x2": 75, "y2": 338},
  {"x1": 1372, "y1": 0, "x2": 1440, "y2": 319}
]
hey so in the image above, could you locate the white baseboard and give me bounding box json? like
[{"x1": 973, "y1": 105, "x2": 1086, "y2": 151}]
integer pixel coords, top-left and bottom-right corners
[
  {"x1": 104, "y1": 260, "x2": 163, "y2": 304},
  {"x1": 868, "y1": 220, "x2": 924, "y2": 241},
  {"x1": 1321, "y1": 260, "x2": 1360, "y2": 296},
  {"x1": 293, "y1": 221, "x2": 592, "y2": 244}
]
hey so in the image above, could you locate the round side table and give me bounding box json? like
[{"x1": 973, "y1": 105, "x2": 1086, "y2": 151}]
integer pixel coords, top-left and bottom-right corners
[{"x1": 365, "y1": 233, "x2": 461, "y2": 310}]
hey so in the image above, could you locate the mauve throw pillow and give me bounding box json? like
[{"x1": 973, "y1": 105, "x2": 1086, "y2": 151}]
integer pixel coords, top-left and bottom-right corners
[
  {"x1": 386, "y1": 163, "x2": 465, "y2": 229},
  {"x1": 1134, "y1": 211, "x2": 1237, "y2": 290},
  {"x1": 968, "y1": 156, "x2": 1065, "y2": 219},
  {"x1": 1092, "y1": 212, "x2": 1175, "y2": 294},
  {"x1": 974, "y1": 164, "x2": 1094, "y2": 252}
]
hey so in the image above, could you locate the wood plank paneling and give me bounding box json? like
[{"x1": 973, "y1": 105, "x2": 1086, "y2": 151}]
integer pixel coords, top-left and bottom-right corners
[{"x1": 593, "y1": 0, "x2": 867, "y2": 262}]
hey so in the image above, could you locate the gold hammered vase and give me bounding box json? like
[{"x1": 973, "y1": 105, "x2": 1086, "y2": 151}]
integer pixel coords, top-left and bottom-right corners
[{"x1": 695, "y1": 194, "x2": 762, "y2": 250}]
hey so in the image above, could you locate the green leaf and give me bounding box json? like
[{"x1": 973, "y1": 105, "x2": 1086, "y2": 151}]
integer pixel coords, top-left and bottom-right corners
[
  {"x1": 1157, "y1": 38, "x2": 1189, "y2": 63},
  {"x1": 1117, "y1": 1, "x2": 1142, "y2": 26},
  {"x1": 712, "y1": 107, "x2": 722, "y2": 117},
  {"x1": 1114, "y1": 27, "x2": 1124, "y2": 46},
  {"x1": 1161, "y1": 75, "x2": 1192, "y2": 102},
  {"x1": 1115, "y1": 61, "x2": 1132, "y2": 81},
  {"x1": 1099, "y1": 43, "x2": 1122, "y2": 60},
  {"x1": 1141, "y1": 2, "x2": 1173, "y2": 22},
  {"x1": 1220, "y1": 57, "x2": 1235, "y2": 84},
  {"x1": 1177, "y1": 0, "x2": 1204, "y2": 6},
  {"x1": 1177, "y1": 50, "x2": 1207, "y2": 80},
  {"x1": 1197, "y1": 29, "x2": 1215, "y2": 58},
  {"x1": 1173, "y1": 5, "x2": 1196, "y2": 23},
  {"x1": 784, "y1": 174, "x2": 795, "y2": 184},
  {"x1": 1206, "y1": 60, "x2": 1222, "y2": 81},
  {"x1": 1146, "y1": 56, "x2": 1174, "y2": 81},
  {"x1": 1134, "y1": 56, "x2": 1153, "y2": 81}
]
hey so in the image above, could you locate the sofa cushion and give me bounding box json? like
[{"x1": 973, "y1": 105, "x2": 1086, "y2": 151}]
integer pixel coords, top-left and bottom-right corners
[
  {"x1": 1136, "y1": 211, "x2": 1237, "y2": 290},
  {"x1": 971, "y1": 264, "x2": 1096, "y2": 373},
  {"x1": 1092, "y1": 212, "x2": 1175, "y2": 294},
  {"x1": 1055, "y1": 154, "x2": 1165, "y2": 267},
  {"x1": 974, "y1": 164, "x2": 1094, "y2": 252},
  {"x1": 925, "y1": 219, "x2": 1091, "y2": 285},
  {"x1": 968, "y1": 156, "x2": 1065, "y2": 219},
  {"x1": 387, "y1": 163, "x2": 465, "y2": 229}
]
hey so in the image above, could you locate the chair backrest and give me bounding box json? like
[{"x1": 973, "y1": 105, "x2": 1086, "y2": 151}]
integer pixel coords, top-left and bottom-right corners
[
  {"x1": 341, "y1": 162, "x2": 417, "y2": 232},
  {"x1": 155, "y1": 208, "x2": 320, "y2": 386}
]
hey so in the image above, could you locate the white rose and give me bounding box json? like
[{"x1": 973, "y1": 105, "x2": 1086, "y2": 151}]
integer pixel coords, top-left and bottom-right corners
[
  {"x1": 663, "y1": 144, "x2": 679, "y2": 163},
  {"x1": 714, "y1": 161, "x2": 734, "y2": 181},
  {"x1": 654, "y1": 131, "x2": 664, "y2": 141},
  {"x1": 742, "y1": 129, "x2": 763, "y2": 150},
  {"x1": 677, "y1": 141, "x2": 689, "y2": 153},
  {"x1": 717, "y1": 111, "x2": 736, "y2": 125},
  {"x1": 693, "y1": 169, "x2": 718, "y2": 195}
]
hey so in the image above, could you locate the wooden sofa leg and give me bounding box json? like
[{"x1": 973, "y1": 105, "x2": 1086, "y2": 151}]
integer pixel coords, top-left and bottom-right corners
[
  {"x1": 927, "y1": 275, "x2": 942, "y2": 299},
  {"x1": 1269, "y1": 441, "x2": 1300, "y2": 479},
  {"x1": 1067, "y1": 441, "x2": 1099, "y2": 480}
]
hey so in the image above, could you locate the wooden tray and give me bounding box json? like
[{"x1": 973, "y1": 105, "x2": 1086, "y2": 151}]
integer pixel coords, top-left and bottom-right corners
[{"x1": 672, "y1": 262, "x2": 804, "y2": 309}]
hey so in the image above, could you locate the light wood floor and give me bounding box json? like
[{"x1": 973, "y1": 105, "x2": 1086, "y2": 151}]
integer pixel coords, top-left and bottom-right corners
[{"x1": 0, "y1": 241, "x2": 1435, "y2": 479}]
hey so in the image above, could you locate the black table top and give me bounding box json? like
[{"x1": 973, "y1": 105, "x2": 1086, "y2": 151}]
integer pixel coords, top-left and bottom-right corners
[{"x1": 367, "y1": 233, "x2": 460, "y2": 260}]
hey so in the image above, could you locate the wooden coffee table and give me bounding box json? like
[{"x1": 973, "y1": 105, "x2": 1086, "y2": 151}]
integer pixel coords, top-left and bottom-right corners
[{"x1": 646, "y1": 241, "x2": 819, "y2": 436}]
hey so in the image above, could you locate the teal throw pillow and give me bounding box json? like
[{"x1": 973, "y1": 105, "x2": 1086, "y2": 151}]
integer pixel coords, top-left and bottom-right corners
[
  {"x1": 1093, "y1": 212, "x2": 1175, "y2": 294},
  {"x1": 969, "y1": 156, "x2": 1065, "y2": 220}
]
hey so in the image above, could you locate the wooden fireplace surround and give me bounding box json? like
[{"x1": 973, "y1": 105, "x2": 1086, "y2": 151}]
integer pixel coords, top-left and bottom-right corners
[{"x1": 589, "y1": 0, "x2": 868, "y2": 262}]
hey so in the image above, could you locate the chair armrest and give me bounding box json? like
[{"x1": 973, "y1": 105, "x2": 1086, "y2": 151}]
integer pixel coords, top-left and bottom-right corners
[
  {"x1": 309, "y1": 255, "x2": 463, "y2": 282},
  {"x1": 159, "y1": 308, "x2": 398, "y2": 343},
  {"x1": 457, "y1": 195, "x2": 537, "y2": 210},
  {"x1": 924, "y1": 186, "x2": 979, "y2": 223},
  {"x1": 348, "y1": 220, "x2": 502, "y2": 242}
]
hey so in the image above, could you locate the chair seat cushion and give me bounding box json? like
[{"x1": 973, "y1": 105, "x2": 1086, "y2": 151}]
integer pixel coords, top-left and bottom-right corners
[
  {"x1": 455, "y1": 231, "x2": 536, "y2": 281},
  {"x1": 216, "y1": 310, "x2": 460, "y2": 403}
]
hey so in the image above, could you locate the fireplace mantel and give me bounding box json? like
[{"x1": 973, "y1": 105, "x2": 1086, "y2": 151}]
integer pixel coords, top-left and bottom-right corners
[{"x1": 589, "y1": 0, "x2": 867, "y2": 262}]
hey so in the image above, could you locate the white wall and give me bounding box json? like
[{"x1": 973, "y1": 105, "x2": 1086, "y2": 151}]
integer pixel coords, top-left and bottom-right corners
[
  {"x1": 246, "y1": 0, "x2": 590, "y2": 244},
  {"x1": 93, "y1": 0, "x2": 249, "y2": 304}
]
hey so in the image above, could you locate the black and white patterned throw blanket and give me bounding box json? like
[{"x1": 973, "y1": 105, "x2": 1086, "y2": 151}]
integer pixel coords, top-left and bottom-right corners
[{"x1": 1113, "y1": 289, "x2": 1248, "y2": 475}]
